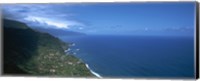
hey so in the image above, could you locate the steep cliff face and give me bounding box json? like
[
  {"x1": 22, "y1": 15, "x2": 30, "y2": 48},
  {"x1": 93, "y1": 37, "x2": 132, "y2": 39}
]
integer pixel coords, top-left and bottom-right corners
[{"x1": 3, "y1": 19, "x2": 93, "y2": 77}]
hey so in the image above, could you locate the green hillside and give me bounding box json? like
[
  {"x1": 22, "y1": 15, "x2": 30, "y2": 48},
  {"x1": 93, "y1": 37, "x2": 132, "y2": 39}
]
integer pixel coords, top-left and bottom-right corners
[{"x1": 3, "y1": 19, "x2": 93, "y2": 77}]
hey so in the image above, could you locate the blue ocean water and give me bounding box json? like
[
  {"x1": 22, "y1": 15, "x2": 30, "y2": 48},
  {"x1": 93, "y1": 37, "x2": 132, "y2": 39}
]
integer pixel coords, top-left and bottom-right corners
[{"x1": 60, "y1": 35, "x2": 195, "y2": 78}]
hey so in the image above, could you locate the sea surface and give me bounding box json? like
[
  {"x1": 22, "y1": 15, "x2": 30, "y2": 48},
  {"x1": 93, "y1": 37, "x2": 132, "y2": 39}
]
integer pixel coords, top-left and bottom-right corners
[{"x1": 60, "y1": 35, "x2": 195, "y2": 78}]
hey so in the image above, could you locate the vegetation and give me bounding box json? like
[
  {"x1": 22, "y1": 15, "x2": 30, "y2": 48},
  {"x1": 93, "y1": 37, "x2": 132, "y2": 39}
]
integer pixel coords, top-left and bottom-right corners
[{"x1": 3, "y1": 19, "x2": 93, "y2": 77}]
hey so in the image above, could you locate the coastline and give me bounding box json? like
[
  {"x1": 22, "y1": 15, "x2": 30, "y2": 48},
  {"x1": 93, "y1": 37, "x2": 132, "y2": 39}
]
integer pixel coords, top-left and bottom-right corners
[
  {"x1": 65, "y1": 43, "x2": 102, "y2": 78},
  {"x1": 85, "y1": 63, "x2": 103, "y2": 78},
  {"x1": 64, "y1": 50, "x2": 102, "y2": 78}
]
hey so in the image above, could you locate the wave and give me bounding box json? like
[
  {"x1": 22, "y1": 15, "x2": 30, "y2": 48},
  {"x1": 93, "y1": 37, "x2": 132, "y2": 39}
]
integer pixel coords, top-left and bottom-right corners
[
  {"x1": 65, "y1": 44, "x2": 102, "y2": 78},
  {"x1": 85, "y1": 64, "x2": 103, "y2": 78}
]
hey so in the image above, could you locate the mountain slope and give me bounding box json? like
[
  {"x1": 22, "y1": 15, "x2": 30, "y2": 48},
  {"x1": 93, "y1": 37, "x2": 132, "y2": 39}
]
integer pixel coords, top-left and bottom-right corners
[{"x1": 3, "y1": 19, "x2": 93, "y2": 77}]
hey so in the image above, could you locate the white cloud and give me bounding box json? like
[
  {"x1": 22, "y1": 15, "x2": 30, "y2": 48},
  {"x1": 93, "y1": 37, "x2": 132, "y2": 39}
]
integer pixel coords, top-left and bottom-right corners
[
  {"x1": 2, "y1": 4, "x2": 84, "y2": 29},
  {"x1": 78, "y1": 27, "x2": 83, "y2": 30},
  {"x1": 24, "y1": 16, "x2": 82, "y2": 29},
  {"x1": 144, "y1": 27, "x2": 149, "y2": 31}
]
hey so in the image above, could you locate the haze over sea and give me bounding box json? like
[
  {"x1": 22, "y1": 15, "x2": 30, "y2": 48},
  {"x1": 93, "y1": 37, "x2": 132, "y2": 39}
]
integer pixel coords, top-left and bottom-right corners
[{"x1": 60, "y1": 35, "x2": 194, "y2": 78}]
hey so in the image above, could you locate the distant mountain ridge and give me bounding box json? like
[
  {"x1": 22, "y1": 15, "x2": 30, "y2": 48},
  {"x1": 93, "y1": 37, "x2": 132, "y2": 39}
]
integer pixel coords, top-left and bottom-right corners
[{"x1": 33, "y1": 27, "x2": 86, "y2": 37}]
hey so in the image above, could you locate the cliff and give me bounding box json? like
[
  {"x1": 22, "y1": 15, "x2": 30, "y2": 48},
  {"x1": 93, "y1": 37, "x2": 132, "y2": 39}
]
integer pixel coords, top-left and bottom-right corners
[{"x1": 3, "y1": 19, "x2": 93, "y2": 77}]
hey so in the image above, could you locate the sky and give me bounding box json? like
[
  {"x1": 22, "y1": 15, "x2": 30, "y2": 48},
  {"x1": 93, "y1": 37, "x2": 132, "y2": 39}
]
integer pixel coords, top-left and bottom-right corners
[{"x1": 2, "y1": 2, "x2": 196, "y2": 36}]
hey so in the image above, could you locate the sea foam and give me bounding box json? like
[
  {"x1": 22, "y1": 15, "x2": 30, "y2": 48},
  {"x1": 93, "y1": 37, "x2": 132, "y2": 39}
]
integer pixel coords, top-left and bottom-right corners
[{"x1": 85, "y1": 64, "x2": 103, "y2": 78}]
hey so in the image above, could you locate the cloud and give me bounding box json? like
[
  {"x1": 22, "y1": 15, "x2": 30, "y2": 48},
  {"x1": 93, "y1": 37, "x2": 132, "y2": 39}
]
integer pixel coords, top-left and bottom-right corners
[
  {"x1": 2, "y1": 4, "x2": 84, "y2": 29},
  {"x1": 163, "y1": 27, "x2": 194, "y2": 33},
  {"x1": 24, "y1": 16, "x2": 83, "y2": 29}
]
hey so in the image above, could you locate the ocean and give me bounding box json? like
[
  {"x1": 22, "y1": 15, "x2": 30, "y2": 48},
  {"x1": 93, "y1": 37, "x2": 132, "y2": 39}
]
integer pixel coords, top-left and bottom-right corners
[{"x1": 60, "y1": 35, "x2": 195, "y2": 78}]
